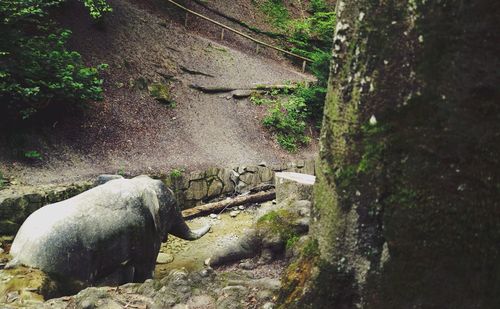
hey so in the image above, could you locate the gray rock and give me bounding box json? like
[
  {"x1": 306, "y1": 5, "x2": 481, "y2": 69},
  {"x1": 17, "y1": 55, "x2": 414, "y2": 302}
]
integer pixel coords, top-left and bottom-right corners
[
  {"x1": 239, "y1": 172, "x2": 260, "y2": 186},
  {"x1": 186, "y1": 295, "x2": 216, "y2": 309},
  {"x1": 229, "y1": 210, "x2": 240, "y2": 217},
  {"x1": 231, "y1": 90, "x2": 253, "y2": 98},
  {"x1": 207, "y1": 180, "x2": 223, "y2": 198},
  {"x1": 262, "y1": 302, "x2": 275, "y2": 309},
  {"x1": 186, "y1": 179, "x2": 208, "y2": 200},
  {"x1": 208, "y1": 229, "x2": 261, "y2": 266},
  {"x1": 156, "y1": 253, "x2": 174, "y2": 264},
  {"x1": 256, "y1": 290, "x2": 273, "y2": 301},
  {"x1": 95, "y1": 175, "x2": 124, "y2": 186},
  {"x1": 239, "y1": 261, "x2": 256, "y2": 270},
  {"x1": 275, "y1": 172, "x2": 316, "y2": 203},
  {"x1": 258, "y1": 167, "x2": 274, "y2": 183}
]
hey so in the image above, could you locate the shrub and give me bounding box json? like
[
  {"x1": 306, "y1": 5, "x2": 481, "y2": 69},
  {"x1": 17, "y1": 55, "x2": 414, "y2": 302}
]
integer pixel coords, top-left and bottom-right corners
[
  {"x1": 0, "y1": 0, "x2": 111, "y2": 121},
  {"x1": 262, "y1": 93, "x2": 310, "y2": 152},
  {"x1": 0, "y1": 171, "x2": 6, "y2": 189},
  {"x1": 24, "y1": 150, "x2": 42, "y2": 160},
  {"x1": 170, "y1": 169, "x2": 183, "y2": 179},
  {"x1": 258, "y1": 0, "x2": 336, "y2": 126}
]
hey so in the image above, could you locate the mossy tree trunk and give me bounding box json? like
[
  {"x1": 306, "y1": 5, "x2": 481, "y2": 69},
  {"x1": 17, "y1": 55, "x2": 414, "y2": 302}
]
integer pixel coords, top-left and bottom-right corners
[{"x1": 280, "y1": 0, "x2": 500, "y2": 308}]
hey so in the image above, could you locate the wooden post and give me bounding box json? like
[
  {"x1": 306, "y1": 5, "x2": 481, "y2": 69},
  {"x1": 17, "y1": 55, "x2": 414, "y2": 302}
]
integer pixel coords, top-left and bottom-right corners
[
  {"x1": 302, "y1": 60, "x2": 307, "y2": 73},
  {"x1": 220, "y1": 28, "x2": 225, "y2": 40},
  {"x1": 184, "y1": 12, "x2": 188, "y2": 27}
]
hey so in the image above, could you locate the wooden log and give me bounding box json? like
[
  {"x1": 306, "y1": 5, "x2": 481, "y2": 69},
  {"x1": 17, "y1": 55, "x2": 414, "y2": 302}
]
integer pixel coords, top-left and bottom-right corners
[
  {"x1": 189, "y1": 83, "x2": 299, "y2": 93},
  {"x1": 180, "y1": 66, "x2": 215, "y2": 77},
  {"x1": 182, "y1": 190, "x2": 276, "y2": 219}
]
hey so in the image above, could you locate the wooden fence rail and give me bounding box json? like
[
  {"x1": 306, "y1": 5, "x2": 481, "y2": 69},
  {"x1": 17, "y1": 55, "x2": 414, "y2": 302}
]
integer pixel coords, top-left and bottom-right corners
[{"x1": 165, "y1": 0, "x2": 313, "y2": 71}]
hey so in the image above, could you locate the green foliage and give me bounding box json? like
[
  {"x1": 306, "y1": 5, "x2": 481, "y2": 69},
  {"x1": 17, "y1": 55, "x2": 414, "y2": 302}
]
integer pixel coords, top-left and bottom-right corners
[
  {"x1": 257, "y1": 209, "x2": 300, "y2": 246},
  {"x1": 169, "y1": 168, "x2": 184, "y2": 179},
  {"x1": 302, "y1": 238, "x2": 319, "y2": 257},
  {"x1": 286, "y1": 234, "x2": 300, "y2": 249},
  {"x1": 0, "y1": 171, "x2": 6, "y2": 189},
  {"x1": 257, "y1": 0, "x2": 335, "y2": 126},
  {"x1": 82, "y1": 0, "x2": 112, "y2": 19},
  {"x1": 250, "y1": 94, "x2": 274, "y2": 105},
  {"x1": 262, "y1": 93, "x2": 310, "y2": 152},
  {"x1": 258, "y1": 210, "x2": 280, "y2": 223},
  {"x1": 0, "y1": 0, "x2": 111, "y2": 121},
  {"x1": 117, "y1": 167, "x2": 125, "y2": 176},
  {"x1": 24, "y1": 150, "x2": 41, "y2": 160},
  {"x1": 260, "y1": 0, "x2": 289, "y2": 29}
]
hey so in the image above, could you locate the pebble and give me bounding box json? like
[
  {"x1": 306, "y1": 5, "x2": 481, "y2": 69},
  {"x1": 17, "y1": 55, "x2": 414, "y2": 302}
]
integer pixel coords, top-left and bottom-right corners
[
  {"x1": 238, "y1": 205, "x2": 245, "y2": 210},
  {"x1": 156, "y1": 253, "x2": 174, "y2": 264},
  {"x1": 239, "y1": 261, "x2": 256, "y2": 270},
  {"x1": 262, "y1": 302, "x2": 275, "y2": 309},
  {"x1": 229, "y1": 210, "x2": 240, "y2": 217},
  {"x1": 209, "y1": 213, "x2": 218, "y2": 219},
  {"x1": 6, "y1": 291, "x2": 19, "y2": 303},
  {"x1": 199, "y1": 267, "x2": 213, "y2": 278}
]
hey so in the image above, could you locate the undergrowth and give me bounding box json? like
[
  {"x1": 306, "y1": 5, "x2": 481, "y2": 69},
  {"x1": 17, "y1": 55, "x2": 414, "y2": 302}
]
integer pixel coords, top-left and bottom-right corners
[
  {"x1": 255, "y1": 0, "x2": 336, "y2": 149},
  {"x1": 0, "y1": 0, "x2": 111, "y2": 122},
  {"x1": 252, "y1": 84, "x2": 312, "y2": 152},
  {"x1": 0, "y1": 171, "x2": 6, "y2": 189}
]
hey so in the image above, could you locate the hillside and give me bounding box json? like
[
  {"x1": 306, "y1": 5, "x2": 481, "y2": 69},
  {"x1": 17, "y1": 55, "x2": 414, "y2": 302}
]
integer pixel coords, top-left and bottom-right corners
[{"x1": 0, "y1": 0, "x2": 316, "y2": 185}]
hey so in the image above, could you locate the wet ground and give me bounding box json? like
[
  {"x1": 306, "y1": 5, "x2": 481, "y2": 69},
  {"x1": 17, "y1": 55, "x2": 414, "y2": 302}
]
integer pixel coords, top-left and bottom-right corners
[
  {"x1": 0, "y1": 201, "x2": 284, "y2": 308},
  {"x1": 155, "y1": 202, "x2": 271, "y2": 276}
]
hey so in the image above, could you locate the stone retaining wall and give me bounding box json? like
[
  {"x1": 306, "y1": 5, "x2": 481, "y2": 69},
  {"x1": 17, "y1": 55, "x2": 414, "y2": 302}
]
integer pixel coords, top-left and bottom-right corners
[
  {"x1": 166, "y1": 160, "x2": 315, "y2": 209},
  {"x1": 0, "y1": 182, "x2": 94, "y2": 236},
  {"x1": 0, "y1": 160, "x2": 315, "y2": 236}
]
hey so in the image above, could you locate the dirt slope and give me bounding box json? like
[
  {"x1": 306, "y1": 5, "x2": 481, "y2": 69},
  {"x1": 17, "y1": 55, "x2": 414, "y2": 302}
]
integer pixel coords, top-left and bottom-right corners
[{"x1": 0, "y1": 0, "x2": 316, "y2": 185}]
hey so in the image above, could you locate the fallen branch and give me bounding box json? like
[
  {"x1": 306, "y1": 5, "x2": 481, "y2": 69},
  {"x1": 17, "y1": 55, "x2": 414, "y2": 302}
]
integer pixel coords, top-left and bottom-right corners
[
  {"x1": 182, "y1": 190, "x2": 276, "y2": 219},
  {"x1": 180, "y1": 65, "x2": 215, "y2": 77},
  {"x1": 189, "y1": 83, "x2": 299, "y2": 94}
]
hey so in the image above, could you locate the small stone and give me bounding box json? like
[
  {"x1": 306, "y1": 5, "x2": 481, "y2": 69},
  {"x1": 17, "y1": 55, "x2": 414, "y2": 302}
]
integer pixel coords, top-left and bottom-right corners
[
  {"x1": 209, "y1": 213, "x2": 218, "y2": 219},
  {"x1": 156, "y1": 253, "x2": 174, "y2": 264},
  {"x1": 6, "y1": 291, "x2": 19, "y2": 303},
  {"x1": 256, "y1": 290, "x2": 273, "y2": 301},
  {"x1": 0, "y1": 248, "x2": 4, "y2": 254},
  {"x1": 262, "y1": 302, "x2": 275, "y2": 309},
  {"x1": 232, "y1": 90, "x2": 253, "y2": 98},
  {"x1": 229, "y1": 210, "x2": 240, "y2": 217},
  {"x1": 199, "y1": 267, "x2": 213, "y2": 278},
  {"x1": 258, "y1": 161, "x2": 267, "y2": 167},
  {"x1": 239, "y1": 261, "x2": 256, "y2": 270},
  {"x1": 238, "y1": 205, "x2": 245, "y2": 210}
]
